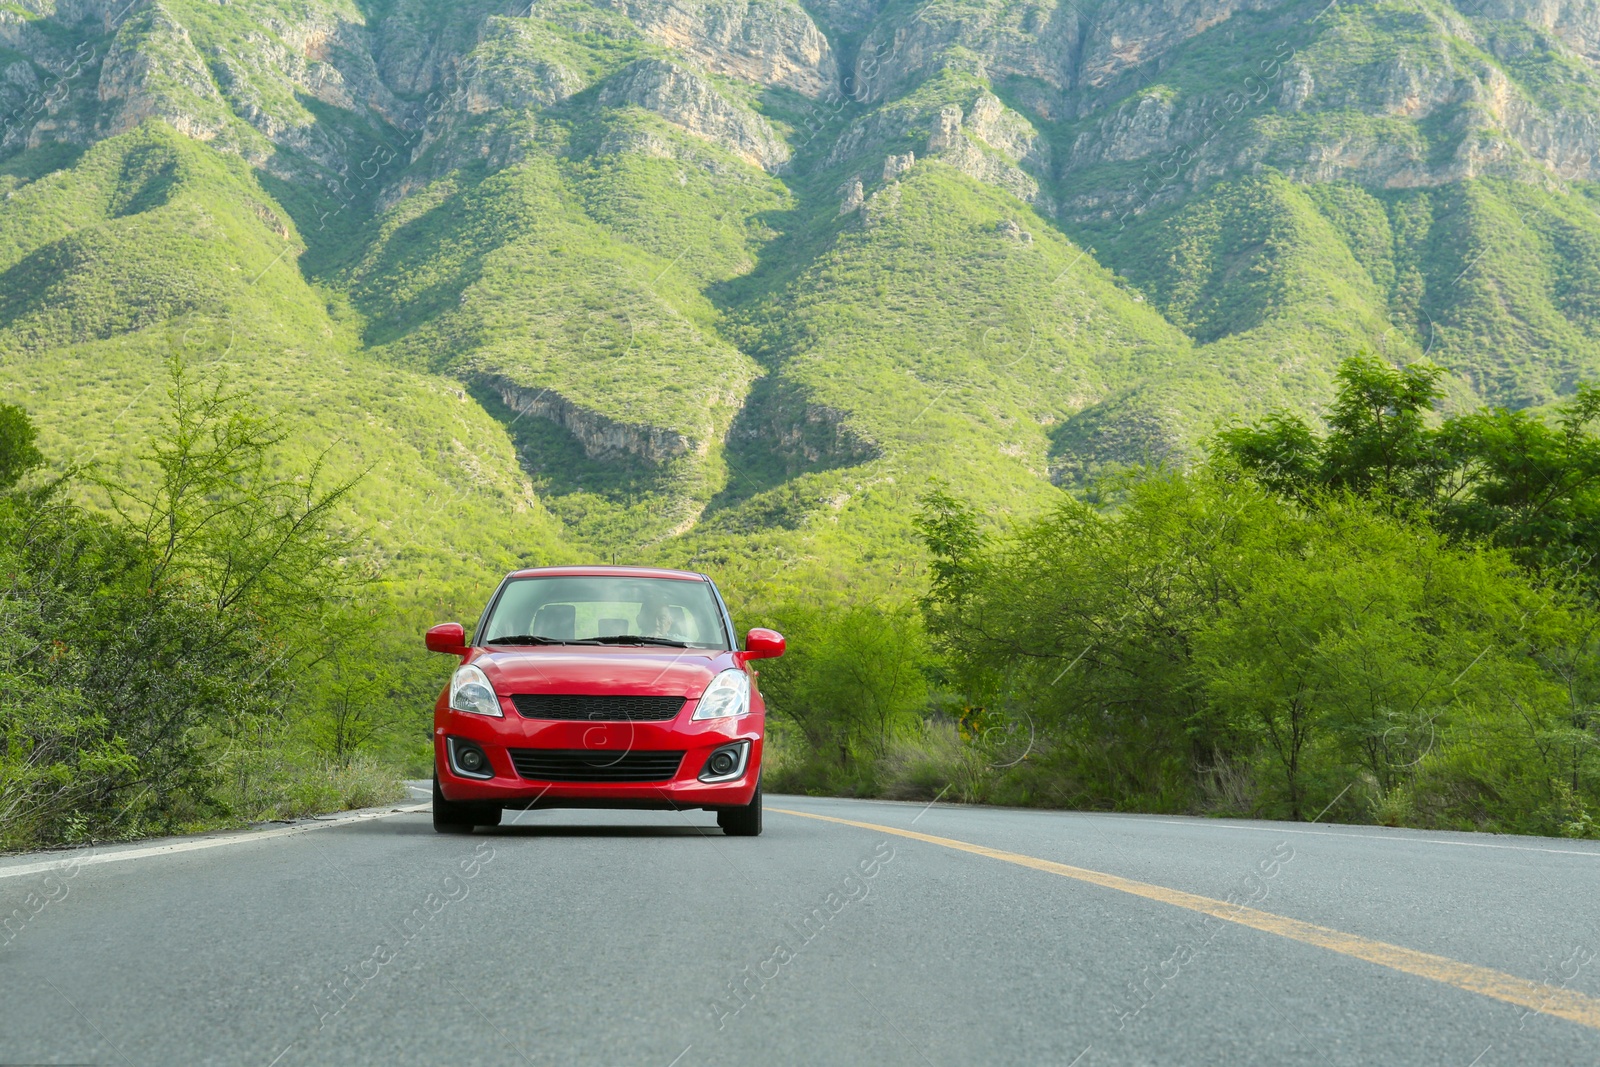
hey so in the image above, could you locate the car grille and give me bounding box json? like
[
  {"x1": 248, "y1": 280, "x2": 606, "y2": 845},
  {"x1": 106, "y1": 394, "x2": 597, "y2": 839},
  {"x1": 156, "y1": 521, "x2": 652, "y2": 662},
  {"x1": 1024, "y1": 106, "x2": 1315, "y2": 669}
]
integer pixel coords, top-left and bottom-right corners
[
  {"x1": 509, "y1": 694, "x2": 685, "y2": 722},
  {"x1": 508, "y1": 749, "x2": 686, "y2": 783}
]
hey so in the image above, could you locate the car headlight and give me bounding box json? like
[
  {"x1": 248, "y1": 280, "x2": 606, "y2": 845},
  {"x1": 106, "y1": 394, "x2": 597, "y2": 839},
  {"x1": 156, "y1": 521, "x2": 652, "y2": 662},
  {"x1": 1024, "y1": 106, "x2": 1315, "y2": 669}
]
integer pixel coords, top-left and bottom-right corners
[
  {"x1": 450, "y1": 663, "x2": 502, "y2": 717},
  {"x1": 691, "y1": 668, "x2": 750, "y2": 720}
]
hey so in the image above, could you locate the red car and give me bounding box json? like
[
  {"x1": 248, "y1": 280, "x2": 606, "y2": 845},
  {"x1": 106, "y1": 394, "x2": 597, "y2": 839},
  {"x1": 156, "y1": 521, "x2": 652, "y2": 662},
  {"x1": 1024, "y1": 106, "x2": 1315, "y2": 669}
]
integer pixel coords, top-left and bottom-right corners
[{"x1": 424, "y1": 566, "x2": 784, "y2": 836}]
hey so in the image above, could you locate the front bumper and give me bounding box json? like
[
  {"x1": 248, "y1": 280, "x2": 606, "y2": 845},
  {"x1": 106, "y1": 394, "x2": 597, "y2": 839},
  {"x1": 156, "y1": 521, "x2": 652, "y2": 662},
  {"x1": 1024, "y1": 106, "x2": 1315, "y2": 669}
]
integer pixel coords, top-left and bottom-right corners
[{"x1": 433, "y1": 707, "x2": 763, "y2": 810}]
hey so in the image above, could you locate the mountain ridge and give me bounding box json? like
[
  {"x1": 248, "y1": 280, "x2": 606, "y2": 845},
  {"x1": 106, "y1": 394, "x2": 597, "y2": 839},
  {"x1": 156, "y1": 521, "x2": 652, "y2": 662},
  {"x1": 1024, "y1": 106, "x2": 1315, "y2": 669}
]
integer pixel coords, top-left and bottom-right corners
[{"x1": 0, "y1": 0, "x2": 1597, "y2": 611}]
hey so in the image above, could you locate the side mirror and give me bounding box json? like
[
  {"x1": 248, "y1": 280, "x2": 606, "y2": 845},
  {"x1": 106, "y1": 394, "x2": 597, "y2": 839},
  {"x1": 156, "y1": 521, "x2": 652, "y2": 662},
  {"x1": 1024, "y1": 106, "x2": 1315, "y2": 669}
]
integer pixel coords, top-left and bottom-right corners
[
  {"x1": 742, "y1": 627, "x2": 785, "y2": 660},
  {"x1": 425, "y1": 622, "x2": 468, "y2": 656}
]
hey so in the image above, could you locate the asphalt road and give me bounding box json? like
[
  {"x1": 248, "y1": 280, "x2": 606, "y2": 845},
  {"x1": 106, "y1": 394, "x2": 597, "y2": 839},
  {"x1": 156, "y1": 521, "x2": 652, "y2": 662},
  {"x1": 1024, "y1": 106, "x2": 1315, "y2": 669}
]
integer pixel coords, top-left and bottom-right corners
[{"x1": 3, "y1": 788, "x2": 1599, "y2": 1066}]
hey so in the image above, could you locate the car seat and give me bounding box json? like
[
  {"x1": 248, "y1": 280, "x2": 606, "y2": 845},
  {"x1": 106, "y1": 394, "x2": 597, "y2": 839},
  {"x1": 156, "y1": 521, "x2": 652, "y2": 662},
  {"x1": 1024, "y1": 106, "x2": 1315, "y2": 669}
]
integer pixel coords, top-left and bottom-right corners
[{"x1": 530, "y1": 604, "x2": 576, "y2": 641}]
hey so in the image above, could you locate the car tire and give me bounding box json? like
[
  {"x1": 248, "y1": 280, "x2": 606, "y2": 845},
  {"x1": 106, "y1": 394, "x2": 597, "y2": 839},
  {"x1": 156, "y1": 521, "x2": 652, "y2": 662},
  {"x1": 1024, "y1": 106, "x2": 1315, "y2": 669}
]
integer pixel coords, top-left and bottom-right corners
[
  {"x1": 717, "y1": 778, "x2": 762, "y2": 837},
  {"x1": 433, "y1": 776, "x2": 497, "y2": 833}
]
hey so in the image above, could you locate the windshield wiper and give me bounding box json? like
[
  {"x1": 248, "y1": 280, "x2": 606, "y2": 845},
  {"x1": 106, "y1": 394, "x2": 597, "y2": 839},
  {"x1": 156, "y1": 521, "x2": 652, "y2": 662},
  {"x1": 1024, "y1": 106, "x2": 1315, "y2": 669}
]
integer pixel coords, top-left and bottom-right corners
[
  {"x1": 566, "y1": 634, "x2": 689, "y2": 648},
  {"x1": 484, "y1": 635, "x2": 568, "y2": 645}
]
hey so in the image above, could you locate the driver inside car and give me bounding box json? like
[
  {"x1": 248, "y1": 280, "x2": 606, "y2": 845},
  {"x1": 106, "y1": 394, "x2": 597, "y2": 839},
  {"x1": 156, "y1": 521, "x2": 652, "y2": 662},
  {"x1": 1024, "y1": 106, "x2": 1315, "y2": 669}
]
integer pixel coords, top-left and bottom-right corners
[{"x1": 638, "y1": 601, "x2": 686, "y2": 642}]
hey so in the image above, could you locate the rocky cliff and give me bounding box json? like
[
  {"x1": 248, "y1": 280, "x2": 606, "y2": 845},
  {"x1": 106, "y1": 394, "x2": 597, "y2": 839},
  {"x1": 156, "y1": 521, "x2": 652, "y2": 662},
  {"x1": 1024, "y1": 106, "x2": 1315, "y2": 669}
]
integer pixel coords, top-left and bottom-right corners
[
  {"x1": 1, "y1": 0, "x2": 1598, "y2": 562},
  {"x1": 598, "y1": 57, "x2": 791, "y2": 171}
]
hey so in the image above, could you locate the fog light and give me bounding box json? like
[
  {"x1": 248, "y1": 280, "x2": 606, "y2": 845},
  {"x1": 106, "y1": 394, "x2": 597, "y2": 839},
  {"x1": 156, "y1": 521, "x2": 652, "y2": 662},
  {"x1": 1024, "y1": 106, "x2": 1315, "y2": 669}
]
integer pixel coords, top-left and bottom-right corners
[
  {"x1": 699, "y1": 741, "x2": 749, "y2": 783},
  {"x1": 449, "y1": 738, "x2": 492, "y2": 779}
]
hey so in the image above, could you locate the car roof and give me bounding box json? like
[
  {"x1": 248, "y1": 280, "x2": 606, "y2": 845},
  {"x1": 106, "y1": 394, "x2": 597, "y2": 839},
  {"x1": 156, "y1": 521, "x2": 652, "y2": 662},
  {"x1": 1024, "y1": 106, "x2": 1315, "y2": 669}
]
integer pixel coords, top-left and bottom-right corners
[{"x1": 505, "y1": 565, "x2": 709, "y2": 582}]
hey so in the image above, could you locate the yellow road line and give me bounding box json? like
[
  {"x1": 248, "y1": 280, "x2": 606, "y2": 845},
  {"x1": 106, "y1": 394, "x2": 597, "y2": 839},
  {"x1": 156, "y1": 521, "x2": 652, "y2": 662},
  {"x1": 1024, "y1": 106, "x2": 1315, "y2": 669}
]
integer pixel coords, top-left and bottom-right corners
[{"x1": 771, "y1": 807, "x2": 1600, "y2": 1031}]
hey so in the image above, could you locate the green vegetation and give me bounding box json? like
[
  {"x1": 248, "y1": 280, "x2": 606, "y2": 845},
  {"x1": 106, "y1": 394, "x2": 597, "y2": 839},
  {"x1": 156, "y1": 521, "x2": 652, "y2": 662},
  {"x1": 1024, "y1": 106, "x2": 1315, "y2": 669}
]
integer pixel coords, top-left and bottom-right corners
[
  {"x1": 4, "y1": 0, "x2": 1600, "y2": 842},
  {"x1": 767, "y1": 357, "x2": 1600, "y2": 837},
  {"x1": 0, "y1": 123, "x2": 574, "y2": 600},
  {"x1": 1216, "y1": 354, "x2": 1600, "y2": 578},
  {"x1": 0, "y1": 382, "x2": 405, "y2": 851},
  {"x1": 337, "y1": 110, "x2": 787, "y2": 548}
]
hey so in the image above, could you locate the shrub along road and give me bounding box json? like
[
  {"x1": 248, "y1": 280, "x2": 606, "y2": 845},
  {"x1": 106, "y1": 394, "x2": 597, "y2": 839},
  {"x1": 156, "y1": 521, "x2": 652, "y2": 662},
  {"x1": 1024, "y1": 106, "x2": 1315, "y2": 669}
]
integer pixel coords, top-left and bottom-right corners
[{"x1": 1, "y1": 790, "x2": 1597, "y2": 1065}]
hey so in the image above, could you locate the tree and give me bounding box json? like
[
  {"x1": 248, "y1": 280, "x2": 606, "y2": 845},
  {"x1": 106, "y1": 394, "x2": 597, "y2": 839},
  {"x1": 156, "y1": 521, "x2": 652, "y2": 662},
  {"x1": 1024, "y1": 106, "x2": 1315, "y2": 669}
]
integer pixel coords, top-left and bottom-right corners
[
  {"x1": 308, "y1": 646, "x2": 394, "y2": 767},
  {"x1": 1217, "y1": 354, "x2": 1600, "y2": 586},
  {"x1": 0, "y1": 403, "x2": 42, "y2": 490},
  {"x1": 1319, "y1": 354, "x2": 1448, "y2": 499},
  {"x1": 912, "y1": 482, "x2": 988, "y2": 619},
  {"x1": 100, "y1": 359, "x2": 370, "y2": 661},
  {"x1": 1435, "y1": 385, "x2": 1600, "y2": 579},
  {"x1": 1215, "y1": 354, "x2": 1450, "y2": 505},
  {"x1": 915, "y1": 459, "x2": 1599, "y2": 830},
  {"x1": 757, "y1": 601, "x2": 932, "y2": 765},
  {"x1": 0, "y1": 367, "x2": 377, "y2": 847},
  {"x1": 917, "y1": 471, "x2": 1279, "y2": 807}
]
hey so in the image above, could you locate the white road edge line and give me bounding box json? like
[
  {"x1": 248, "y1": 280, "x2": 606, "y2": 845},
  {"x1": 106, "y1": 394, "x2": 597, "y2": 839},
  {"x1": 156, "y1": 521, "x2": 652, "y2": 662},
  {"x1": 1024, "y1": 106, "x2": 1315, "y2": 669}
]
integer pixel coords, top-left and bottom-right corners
[{"x1": 0, "y1": 803, "x2": 431, "y2": 881}]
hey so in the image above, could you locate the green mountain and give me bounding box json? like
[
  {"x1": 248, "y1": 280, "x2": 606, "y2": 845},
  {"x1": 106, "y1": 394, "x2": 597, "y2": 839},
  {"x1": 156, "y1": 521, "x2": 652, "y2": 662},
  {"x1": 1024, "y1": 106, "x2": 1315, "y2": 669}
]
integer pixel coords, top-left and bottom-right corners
[{"x1": 3, "y1": 0, "x2": 1599, "y2": 613}]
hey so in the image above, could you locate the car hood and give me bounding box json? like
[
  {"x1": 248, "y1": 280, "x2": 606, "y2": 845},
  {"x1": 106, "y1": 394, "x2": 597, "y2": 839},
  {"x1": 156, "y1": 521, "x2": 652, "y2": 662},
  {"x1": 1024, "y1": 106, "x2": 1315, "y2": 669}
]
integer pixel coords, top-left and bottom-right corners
[{"x1": 469, "y1": 647, "x2": 732, "y2": 697}]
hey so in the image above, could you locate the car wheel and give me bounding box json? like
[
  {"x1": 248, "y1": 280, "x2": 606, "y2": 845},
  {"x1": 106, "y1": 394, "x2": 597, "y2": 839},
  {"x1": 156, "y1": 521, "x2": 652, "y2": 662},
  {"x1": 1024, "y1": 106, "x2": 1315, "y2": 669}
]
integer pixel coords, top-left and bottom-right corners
[
  {"x1": 433, "y1": 776, "x2": 495, "y2": 833},
  {"x1": 717, "y1": 778, "x2": 762, "y2": 837}
]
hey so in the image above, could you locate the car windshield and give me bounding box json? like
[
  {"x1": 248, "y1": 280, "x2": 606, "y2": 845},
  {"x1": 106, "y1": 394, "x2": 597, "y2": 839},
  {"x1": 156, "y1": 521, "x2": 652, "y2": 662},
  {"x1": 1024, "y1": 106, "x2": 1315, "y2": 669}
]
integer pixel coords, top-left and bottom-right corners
[{"x1": 478, "y1": 576, "x2": 729, "y2": 649}]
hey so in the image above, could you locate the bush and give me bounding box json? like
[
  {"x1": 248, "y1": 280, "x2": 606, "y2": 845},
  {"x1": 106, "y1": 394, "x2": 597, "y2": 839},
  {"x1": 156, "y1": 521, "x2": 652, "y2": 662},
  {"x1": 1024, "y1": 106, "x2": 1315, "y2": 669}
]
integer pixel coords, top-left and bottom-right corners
[
  {"x1": 754, "y1": 599, "x2": 934, "y2": 767},
  {"x1": 0, "y1": 369, "x2": 389, "y2": 851},
  {"x1": 916, "y1": 461, "x2": 1600, "y2": 833}
]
